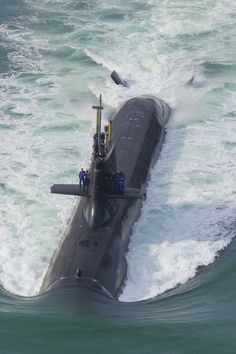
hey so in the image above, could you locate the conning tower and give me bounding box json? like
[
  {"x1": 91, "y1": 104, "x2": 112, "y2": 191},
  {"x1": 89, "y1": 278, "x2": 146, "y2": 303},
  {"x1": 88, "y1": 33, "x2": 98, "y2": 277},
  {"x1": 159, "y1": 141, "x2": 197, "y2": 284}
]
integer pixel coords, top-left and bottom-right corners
[{"x1": 51, "y1": 95, "x2": 144, "y2": 229}]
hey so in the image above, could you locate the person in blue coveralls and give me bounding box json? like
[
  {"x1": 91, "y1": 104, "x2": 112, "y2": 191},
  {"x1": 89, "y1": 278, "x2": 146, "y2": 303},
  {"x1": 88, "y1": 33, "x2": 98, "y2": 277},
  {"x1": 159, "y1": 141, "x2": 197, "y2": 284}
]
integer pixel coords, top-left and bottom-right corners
[
  {"x1": 118, "y1": 171, "x2": 125, "y2": 194},
  {"x1": 83, "y1": 170, "x2": 90, "y2": 190},
  {"x1": 112, "y1": 170, "x2": 125, "y2": 194},
  {"x1": 79, "y1": 168, "x2": 85, "y2": 187},
  {"x1": 111, "y1": 171, "x2": 117, "y2": 192}
]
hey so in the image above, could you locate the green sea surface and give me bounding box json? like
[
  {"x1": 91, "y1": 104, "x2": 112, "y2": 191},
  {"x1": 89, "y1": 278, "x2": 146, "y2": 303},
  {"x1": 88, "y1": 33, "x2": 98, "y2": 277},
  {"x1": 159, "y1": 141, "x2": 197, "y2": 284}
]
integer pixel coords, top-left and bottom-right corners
[{"x1": 1, "y1": 0, "x2": 236, "y2": 352}]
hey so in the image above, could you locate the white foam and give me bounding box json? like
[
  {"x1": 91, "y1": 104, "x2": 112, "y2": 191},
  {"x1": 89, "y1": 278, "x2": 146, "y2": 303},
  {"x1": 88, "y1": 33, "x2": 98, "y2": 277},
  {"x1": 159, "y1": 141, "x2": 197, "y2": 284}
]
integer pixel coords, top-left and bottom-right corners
[
  {"x1": 120, "y1": 115, "x2": 236, "y2": 301},
  {"x1": 84, "y1": 49, "x2": 115, "y2": 72},
  {"x1": 120, "y1": 239, "x2": 230, "y2": 302},
  {"x1": 0, "y1": 20, "x2": 93, "y2": 295}
]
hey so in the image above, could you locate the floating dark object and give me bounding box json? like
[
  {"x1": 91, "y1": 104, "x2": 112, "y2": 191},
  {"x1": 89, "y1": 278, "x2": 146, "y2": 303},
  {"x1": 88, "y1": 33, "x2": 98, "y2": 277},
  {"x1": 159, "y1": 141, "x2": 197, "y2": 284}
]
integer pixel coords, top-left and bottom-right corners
[{"x1": 111, "y1": 70, "x2": 129, "y2": 87}]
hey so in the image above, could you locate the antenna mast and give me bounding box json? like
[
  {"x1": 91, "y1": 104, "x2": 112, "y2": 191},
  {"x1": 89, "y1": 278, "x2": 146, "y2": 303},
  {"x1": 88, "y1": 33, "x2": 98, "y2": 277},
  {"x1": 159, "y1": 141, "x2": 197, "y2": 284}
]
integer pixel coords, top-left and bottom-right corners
[{"x1": 92, "y1": 94, "x2": 103, "y2": 157}]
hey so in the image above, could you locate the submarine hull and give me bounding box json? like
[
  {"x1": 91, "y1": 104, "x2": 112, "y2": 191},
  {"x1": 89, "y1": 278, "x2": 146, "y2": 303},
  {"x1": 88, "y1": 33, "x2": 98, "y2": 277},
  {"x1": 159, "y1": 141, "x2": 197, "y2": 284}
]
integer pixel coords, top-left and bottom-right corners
[{"x1": 41, "y1": 97, "x2": 170, "y2": 299}]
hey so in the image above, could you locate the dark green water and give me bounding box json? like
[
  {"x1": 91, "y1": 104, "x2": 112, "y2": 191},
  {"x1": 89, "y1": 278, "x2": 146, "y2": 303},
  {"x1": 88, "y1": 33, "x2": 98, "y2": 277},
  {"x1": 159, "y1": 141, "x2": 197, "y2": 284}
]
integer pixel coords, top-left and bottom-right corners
[
  {"x1": 1, "y1": 0, "x2": 236, "y2": 352},
  {"x1": 1, "y1": 239, "x2": 236, "y2": 353}
]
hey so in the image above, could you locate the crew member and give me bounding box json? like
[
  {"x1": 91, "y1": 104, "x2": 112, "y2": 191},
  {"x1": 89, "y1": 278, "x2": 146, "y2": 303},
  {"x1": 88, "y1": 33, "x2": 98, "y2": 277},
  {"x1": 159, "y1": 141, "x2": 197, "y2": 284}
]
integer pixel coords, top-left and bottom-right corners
[
  {"x1": 111, "y1": 171, "x2": 118, "y2": 193},
  {"x1": 119, "y1": 171, "x2": 125, "y2": 194},
  {"x1": 100, "y1": 142, "x2": 106, "y2": 157},
  {"x1": 113, "y1": 170, "x2": 125, "y2": 194},
  {"x1": 100, "y1": 132, "x2": 105, "y2": 143},
  {"x1": 79, "y1": 168, "x2": 85, "y2": 187},
  {"x1": 84, "y1": 170, "x2": 90, "y2": 190}
]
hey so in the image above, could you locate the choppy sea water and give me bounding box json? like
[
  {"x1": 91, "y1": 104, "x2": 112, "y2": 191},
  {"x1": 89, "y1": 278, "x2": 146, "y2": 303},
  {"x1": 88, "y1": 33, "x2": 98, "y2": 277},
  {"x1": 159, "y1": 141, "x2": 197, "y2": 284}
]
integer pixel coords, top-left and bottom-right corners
[{"x1": 1, "y1": 0, "x2": 236, "y2": 353}]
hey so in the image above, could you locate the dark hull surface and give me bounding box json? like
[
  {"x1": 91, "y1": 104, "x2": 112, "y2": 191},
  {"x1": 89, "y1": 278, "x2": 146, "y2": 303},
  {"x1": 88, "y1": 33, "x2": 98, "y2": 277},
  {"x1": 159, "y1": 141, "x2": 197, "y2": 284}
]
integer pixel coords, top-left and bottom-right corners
[{"x1": 41, "y1": 97, "x2": 170, "y2": 299}]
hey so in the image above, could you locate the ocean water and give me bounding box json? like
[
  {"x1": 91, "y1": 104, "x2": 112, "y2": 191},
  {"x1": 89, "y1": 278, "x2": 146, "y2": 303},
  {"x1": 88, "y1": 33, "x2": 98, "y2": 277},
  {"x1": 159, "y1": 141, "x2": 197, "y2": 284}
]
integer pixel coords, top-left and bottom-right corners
[{"x1": 1, "y1": 0, "x2": 236, "y2": 353}]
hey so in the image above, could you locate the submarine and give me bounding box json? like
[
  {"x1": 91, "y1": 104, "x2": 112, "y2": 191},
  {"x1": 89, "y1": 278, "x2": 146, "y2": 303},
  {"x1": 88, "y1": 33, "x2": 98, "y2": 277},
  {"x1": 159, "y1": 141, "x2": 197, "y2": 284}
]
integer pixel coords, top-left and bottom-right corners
[{"x1": 41, "y1": 73, "x2": 170, "y2": 299}]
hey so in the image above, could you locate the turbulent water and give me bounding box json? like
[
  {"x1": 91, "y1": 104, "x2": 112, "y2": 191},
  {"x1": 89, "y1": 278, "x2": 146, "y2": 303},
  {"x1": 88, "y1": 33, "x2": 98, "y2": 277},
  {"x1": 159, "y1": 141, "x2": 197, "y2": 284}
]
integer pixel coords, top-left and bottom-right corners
[{"x1": 1, "y1": 0, "x2": 236, "y2": 352}]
